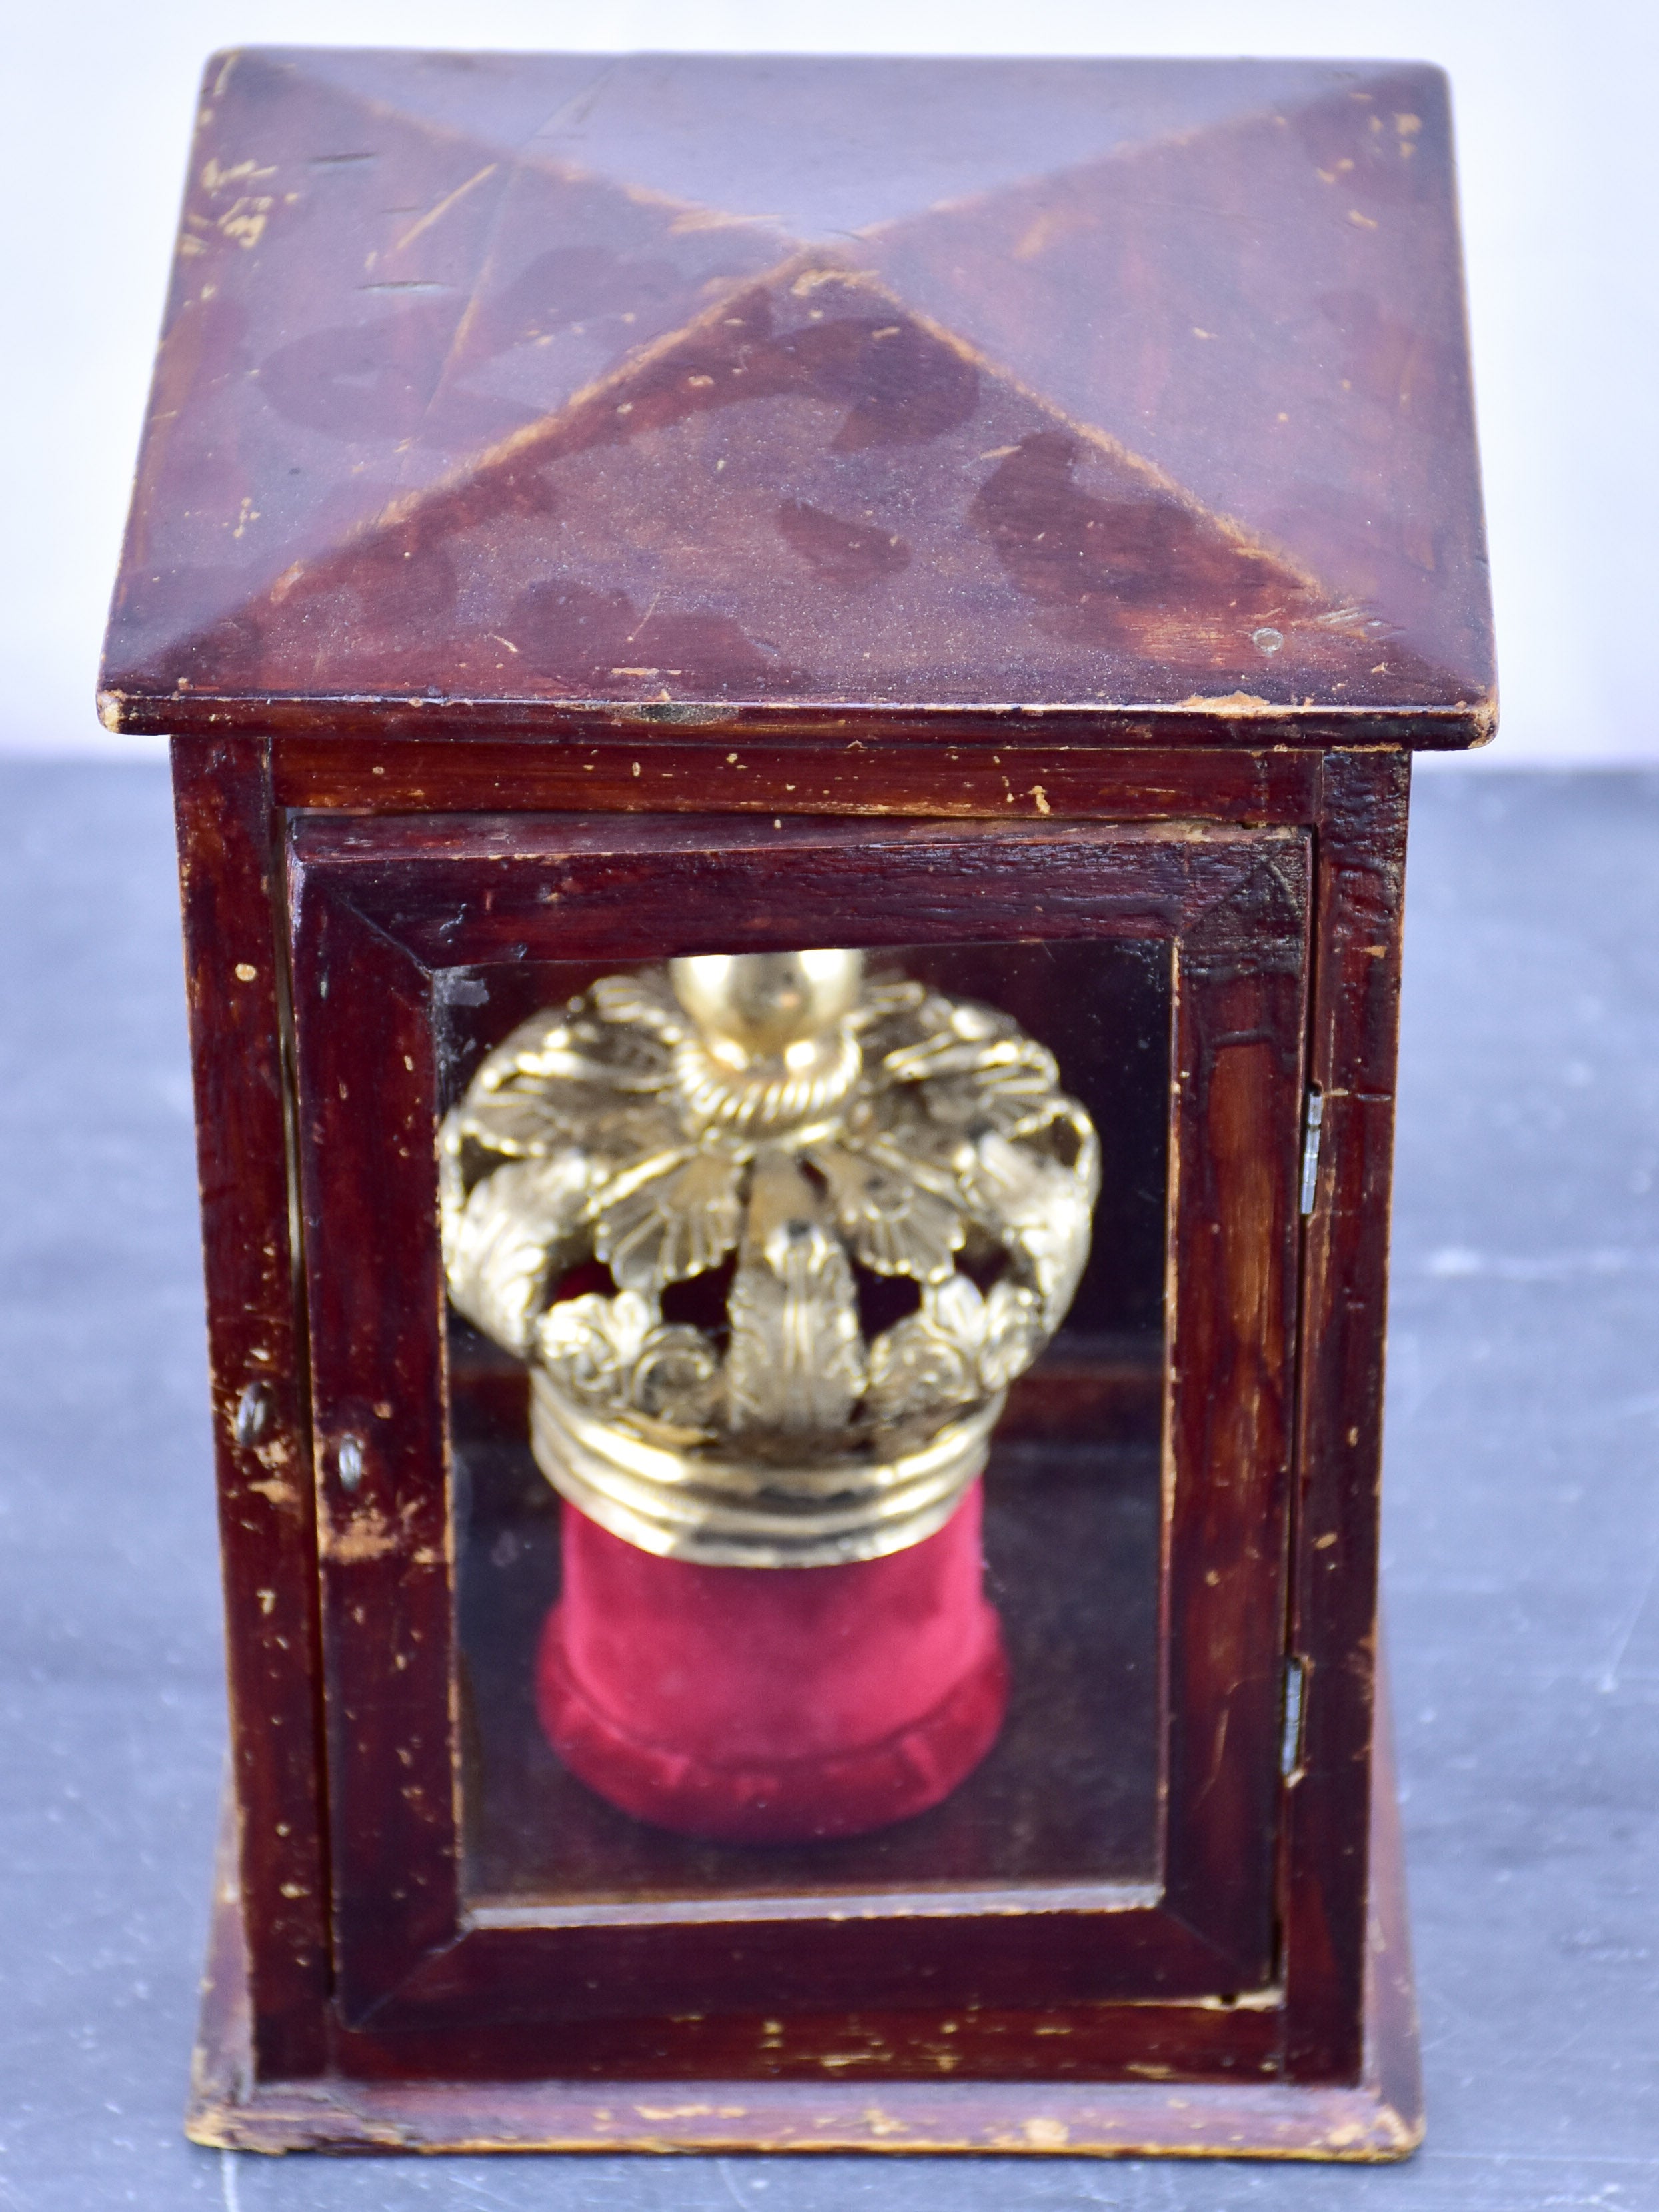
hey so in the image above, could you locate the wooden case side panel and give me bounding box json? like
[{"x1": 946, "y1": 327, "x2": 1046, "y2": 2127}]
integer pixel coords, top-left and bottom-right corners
[
  {"x1": 1280, "y1": 750, "x2": 1411, "y2": 2081},
  {"x1": 171, "y1": 736, "x2": 329, "y2": 2077},
  {"x1": 1161, "y1": 848, "x2": 1310, "y2": 1978},
  {"x1": 285, "y1": 879, "x2": 461, "y2": 2022}
]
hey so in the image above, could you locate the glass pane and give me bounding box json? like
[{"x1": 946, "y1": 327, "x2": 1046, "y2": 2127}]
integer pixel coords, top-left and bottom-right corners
[{"x1": 438, "y1": 938, "x2": 1169, "y2": 1909}]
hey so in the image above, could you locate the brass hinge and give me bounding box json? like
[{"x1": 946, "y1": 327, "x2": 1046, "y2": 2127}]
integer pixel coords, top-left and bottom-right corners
[
  {"x1": 1299, "y1": 1088, "x2": 1325, "y2": 1217},
  {"x1": 1280, "y1": 1655, "x2": 1310, "y2": 1781}
]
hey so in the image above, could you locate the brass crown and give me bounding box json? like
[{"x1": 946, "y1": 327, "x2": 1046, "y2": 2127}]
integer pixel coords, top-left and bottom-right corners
[{"x1": 441, "y1": 950, "x2": 1099, "y2": 1566}]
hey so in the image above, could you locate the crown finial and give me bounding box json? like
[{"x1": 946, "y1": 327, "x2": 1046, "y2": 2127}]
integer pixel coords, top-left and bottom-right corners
[{"x1": 669, "y1": 949, "x2": 864, "y2": 1058}]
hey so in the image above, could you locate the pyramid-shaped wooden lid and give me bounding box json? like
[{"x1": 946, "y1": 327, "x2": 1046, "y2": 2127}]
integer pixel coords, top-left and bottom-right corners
[{"x1": 100, "y1": 50, "x2": 1494, "y2": 748}]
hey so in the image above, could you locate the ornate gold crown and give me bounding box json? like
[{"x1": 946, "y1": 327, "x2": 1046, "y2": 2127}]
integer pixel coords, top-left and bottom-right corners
[{"x1": 441, "y1": 950, "x2": 1098, "y2": 1567}]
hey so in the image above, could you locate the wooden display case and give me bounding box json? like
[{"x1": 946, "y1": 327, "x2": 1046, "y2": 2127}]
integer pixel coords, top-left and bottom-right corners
[{"x1": 99, "y1": 47, "x2": 1492, "y2": 2161}]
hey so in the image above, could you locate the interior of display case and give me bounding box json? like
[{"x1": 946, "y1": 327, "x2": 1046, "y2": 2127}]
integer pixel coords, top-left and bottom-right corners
[{"x1": 437, "y1": 938, "x2": 1172, "y2": 1913}]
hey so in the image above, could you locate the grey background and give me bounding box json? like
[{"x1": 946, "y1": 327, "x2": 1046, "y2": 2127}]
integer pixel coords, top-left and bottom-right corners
[{"x1": 2, "y1": 762, "x2": 1654, "y2": 2207}]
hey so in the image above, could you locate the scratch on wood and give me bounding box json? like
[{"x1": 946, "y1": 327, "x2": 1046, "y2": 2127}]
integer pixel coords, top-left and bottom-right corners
[{"x1": 393, "y1": 163, "x2": 499, "y2": 256}]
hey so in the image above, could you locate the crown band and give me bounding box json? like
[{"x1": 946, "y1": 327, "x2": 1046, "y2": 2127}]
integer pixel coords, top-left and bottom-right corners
[{"x1": 530, "y1": 1370, "x2": 1002, "y2": 1568}]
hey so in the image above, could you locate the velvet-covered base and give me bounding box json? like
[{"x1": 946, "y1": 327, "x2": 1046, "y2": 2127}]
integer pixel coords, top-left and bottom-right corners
[{"x1": 535, "y1": 1485, "x2": 1008, "y2": 1844}]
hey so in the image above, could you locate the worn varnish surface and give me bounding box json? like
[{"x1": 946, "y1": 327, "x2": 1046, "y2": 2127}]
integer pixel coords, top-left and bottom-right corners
[
  {"x1": 169, "y1": 741, "x2": 329, "y2": 2078},
  {"x1": 1282, "y1": 750, "x2": 1412, "y2": 2079},
  {"x1": 121, "y1": 43, "x2": 1458, "y2": 2151},
  {"x1": 281, "y1": 816, "x2": 1306, "y2": 2035},
  {"x1": 184, "y1": 1673, "x2": 1420, "y2": 2152},
  {"x1": 164, "y1": 730, "x2": 1421, "y2": 2148},
  {"x1": 102, "y1": 51, "x2": 1491, "y2": 744}
]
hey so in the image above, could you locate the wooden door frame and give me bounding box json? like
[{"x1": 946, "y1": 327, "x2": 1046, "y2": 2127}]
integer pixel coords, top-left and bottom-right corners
[{"x1": 283, "y1": 812, "x2": 1308, "y2": 2039}]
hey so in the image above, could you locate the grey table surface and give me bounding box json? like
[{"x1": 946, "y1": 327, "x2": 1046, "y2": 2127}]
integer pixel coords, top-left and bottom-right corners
[{"x1": 1, "y1": 763, "x2": 1655, "y2": 2211}]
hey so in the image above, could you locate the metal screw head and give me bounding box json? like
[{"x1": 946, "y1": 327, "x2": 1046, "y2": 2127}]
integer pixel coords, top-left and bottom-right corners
[
  {"x1": 233, "y1": 1382, "x2": 272, "y2": 1447},
  {"x1": 337, "y1": 1434, "x2": 365, "y2": 1492}
]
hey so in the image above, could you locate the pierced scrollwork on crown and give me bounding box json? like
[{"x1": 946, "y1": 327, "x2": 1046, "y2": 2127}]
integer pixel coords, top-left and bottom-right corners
[{"x1": 440, "y1": 950, "x2": 1099, "y2": 1542}]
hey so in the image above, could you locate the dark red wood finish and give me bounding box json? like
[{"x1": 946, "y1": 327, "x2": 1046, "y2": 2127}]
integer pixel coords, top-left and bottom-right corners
[
  {"x1": 268, "y1": 736, "x2": 1322, "y2": 826},
  {"x1": 170, "y1": 740, "x2": 329, "y2": 2079},
  {"x1": 285, "y1": 817, "x2": 1306, "y2": 2034},
  {"x1": 103, "y1": 52, "x2": 1492, "y2": 746},
  {"x1": 107, "y1": 42, "x2": 1470, "y2": 2159},
  {"x1": 165, "y1": 734, "x2": 1415, "y2": 2146},
  {"x1": 1282, "y1": 749, "x2": 1412, "y2": 2079},
  {"x1": 186, "y1": 1668, "x2": 1419, "y2": 2152}
]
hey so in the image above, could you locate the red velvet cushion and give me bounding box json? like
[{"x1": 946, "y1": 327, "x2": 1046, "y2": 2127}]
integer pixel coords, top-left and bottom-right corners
[{"x1": 537, "y1": 1484, "x2": 1007, "y2": 1843}]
